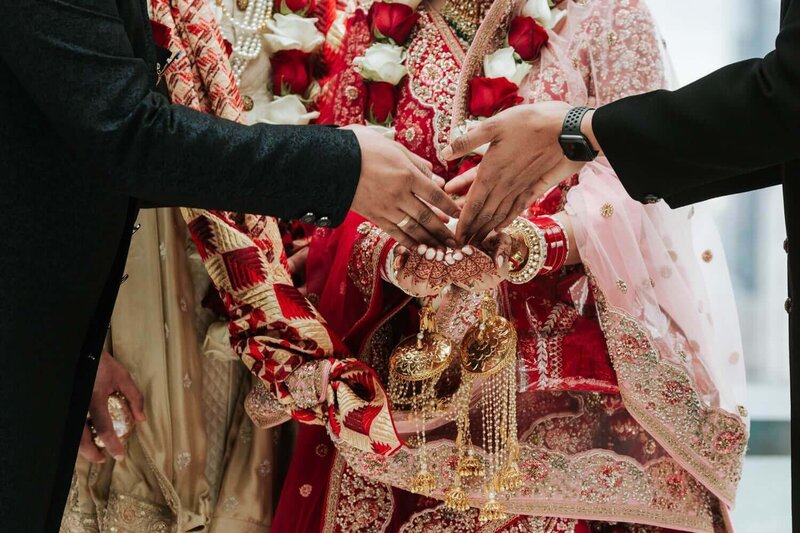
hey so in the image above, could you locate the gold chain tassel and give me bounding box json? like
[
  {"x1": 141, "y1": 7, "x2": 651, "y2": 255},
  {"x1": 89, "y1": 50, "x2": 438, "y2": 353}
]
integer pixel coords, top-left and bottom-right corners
[
  {"x1": 443, "y1": 478, "x2": 470, "y2": 512},
  {"x1": 410, "y1": 466, "x2": 437, "y2": 495}
]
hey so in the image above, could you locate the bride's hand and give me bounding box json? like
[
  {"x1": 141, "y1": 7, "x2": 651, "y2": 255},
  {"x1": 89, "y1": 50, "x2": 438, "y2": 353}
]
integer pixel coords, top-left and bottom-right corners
[
  {"x1": 451, "y1": 232, "x2": 512, "y2": 292},
  {"x1": 392, "y1": 245, "x2": 451, "y2": 297}
]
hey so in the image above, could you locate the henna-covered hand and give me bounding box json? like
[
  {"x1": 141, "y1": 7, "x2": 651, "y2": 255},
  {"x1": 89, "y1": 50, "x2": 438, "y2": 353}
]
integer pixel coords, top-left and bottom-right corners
[{"x1": 450, "y1": 232, "x2": 512, "y2": 292}]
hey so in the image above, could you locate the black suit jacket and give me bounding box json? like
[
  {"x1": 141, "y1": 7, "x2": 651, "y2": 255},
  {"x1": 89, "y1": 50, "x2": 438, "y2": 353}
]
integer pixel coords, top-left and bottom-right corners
[
  {"x1": 0, "y1": 1, "x2": 361, "y2": 530},
  {"x1": 594, "y1": 0, "x2": 798, "y2": 523}
]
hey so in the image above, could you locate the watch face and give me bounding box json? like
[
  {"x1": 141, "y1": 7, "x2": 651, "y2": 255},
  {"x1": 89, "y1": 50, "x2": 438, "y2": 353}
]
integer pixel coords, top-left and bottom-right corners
[{"x1": 559, "y1": 135, "x2": 597, "y2": 162}]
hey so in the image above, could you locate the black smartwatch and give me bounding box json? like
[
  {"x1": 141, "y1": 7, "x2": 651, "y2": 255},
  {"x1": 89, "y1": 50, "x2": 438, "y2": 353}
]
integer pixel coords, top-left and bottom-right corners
[{"x1": 559, "y1": 106, "x2": 598, "y2": 161}]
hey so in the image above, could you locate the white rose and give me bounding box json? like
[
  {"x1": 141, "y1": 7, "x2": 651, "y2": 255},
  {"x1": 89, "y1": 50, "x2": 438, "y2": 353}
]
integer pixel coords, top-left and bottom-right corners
[
  {"x1": 483, "y1": 47, "x2": 532, "y2": 86},
  {"x1": 265, "y1": 14, "x2": 325, "y2": 53},
  {"x1": 353, "y1": 43, "x2": 408, "y2": 85},
  {"x1": 366, "y1": 124, "x2": 397, "y2": 140},
  {"x1": 392, "y1": 0, "x2": 424, "y2": 10},
  {"x1": 521, "y1": 0, "x2": 554, "y2": 28},
  {"x1": 257, "y1": 95, "x2": 320, "y2": 125}
]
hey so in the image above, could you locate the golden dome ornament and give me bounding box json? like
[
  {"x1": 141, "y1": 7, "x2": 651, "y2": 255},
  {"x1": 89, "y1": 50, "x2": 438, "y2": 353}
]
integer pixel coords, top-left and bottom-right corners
[
  {"x1": 388, "y1": 302, "x2": 455, "y2": 497},
  {"x1": 459, "y1": 292, "x2": 517, "y2": 377}
]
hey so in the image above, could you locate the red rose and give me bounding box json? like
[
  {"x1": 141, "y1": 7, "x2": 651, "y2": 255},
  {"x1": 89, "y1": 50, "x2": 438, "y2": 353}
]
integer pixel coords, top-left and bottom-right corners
[
  {"x1": 271, "y1": 50, "x2": 312, "y2": 96},
  {"x1": 275, "y1": 0, "x2": 316, "y2": 15},
  {"x1": 468, "y1": 77, "x2": 522, "y2": 118},
  {"x1": 508, "y1": 16, "x2": 549, "y2": 62},
  {"x1": 365, "y1": 81, "x2": 398, "y2": 124},
  {"x1": 368, "y1": 2, "x2": 420, "y2": 46}
]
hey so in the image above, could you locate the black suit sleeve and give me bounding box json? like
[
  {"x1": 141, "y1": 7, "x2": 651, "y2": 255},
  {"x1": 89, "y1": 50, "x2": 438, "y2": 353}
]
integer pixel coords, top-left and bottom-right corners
[
  {"x1": 0, "y1": 0, "x2": 360, "y2": 225},
  {"x1": 593, "y1": 0, "x2": 799, "y2": 204}
]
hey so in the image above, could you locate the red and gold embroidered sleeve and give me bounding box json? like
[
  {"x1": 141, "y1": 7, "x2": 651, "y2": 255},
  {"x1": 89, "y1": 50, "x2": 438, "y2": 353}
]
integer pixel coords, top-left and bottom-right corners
[{"x1": 181, "y1": 208, "x2": 402, "y2": 455}]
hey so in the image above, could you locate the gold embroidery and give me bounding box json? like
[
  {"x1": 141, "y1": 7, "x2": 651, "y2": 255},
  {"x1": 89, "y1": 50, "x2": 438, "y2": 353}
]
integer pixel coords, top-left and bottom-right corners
[
  {"x1": 600, "y1": 203, "x2": 614, "y2": 218},
  {"x1": 100, "y1": 492, "x2": 174, "y2": 533},
  {"x1": 348, "y1": 222, "x2": 392, "y2": 302},
  {"x1": 323, "y1": 453, "x2": 395, "y2": 532},
  {"x1": 702, "y1": 250, "x2": 714, "y2": 263},
  {"x1": 616, "y1": 279, "x2": 628, "y2": 293}
]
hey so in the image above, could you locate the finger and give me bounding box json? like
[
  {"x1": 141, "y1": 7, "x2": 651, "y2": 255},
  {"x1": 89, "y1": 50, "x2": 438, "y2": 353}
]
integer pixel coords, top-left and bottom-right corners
[
  {"x1": 410, "y1": 171, "x2": 461, "y2": 219},
  {"x1": 117, "y1": 376, "x2": 146, "y2": 423},
  {"x1": 440, "y1": 119, "x2": 498, "y2": 161},
  {"x1": 380, "y1": 220, "x2": 418, "y2": 250},
  {"x1": 287, "y1": 246, "x2": 310, "y2": 275},
  {"x1": 408, "y1": 195, "x2": 458, "y2": 247},
  {"x1": 400, "y1": 144, "x2": 434, "y2": 179},
  {"x1": 79, "y1": 424, "x2": 106, "y2": 464},
  {"x1": 474, "y1": 192, "x2": 519, "y2": 244},
  {"x1": 396, "y1": 205, "x2": 449, "y2": 248},
  {"x1": 291, "y1": 238, "x2": 310, "y2": 250},
  {"x1": 91, "y1": 399, "x2": 126, "y2": 461},
  {"x1": 463, "y1": 183, "x2": 505, "y2": 245},
  {"x1": 496, "y1": 191, "x2": 533, "y2": 231},
  {"x1": 443, "y1": 166, "x2": 477, "y2": 196}
]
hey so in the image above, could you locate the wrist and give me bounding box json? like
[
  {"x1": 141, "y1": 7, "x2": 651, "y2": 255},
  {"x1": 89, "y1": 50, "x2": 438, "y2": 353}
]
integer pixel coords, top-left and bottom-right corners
[{"x1": 580, "y1": 109, "x2": 600, "y2": 154}]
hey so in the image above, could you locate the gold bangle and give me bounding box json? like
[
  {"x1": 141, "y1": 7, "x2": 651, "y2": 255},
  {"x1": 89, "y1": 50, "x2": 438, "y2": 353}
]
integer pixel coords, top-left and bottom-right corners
[{"x1": 506, "y1": 217, "x2": 546, "y2": 284}]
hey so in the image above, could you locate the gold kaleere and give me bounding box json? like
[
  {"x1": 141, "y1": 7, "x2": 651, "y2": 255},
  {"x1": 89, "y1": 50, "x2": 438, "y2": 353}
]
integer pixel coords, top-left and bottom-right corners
[
  {"x1": 455, "y1": 291, "x2": 519, "y2": 519},
  {"x1": 389, "y1": 303, "x2": 455, "y2": 496}
]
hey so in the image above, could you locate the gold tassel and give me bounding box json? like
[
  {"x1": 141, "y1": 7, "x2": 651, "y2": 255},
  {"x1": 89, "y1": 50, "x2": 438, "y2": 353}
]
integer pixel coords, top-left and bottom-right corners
[
  {"x1": 498, "y1": 463, "x2": 522, "y2": 492},
  {"x1": 410, "y1": 468, "x2": 436, "y2": 495},
  {"x1": 443, "y1": 483, "x2": 469, "y2": 512},
  {"x1": 478, "y1": 497, "x2": 507, "y2": 524},
  {"x1": 457, "y1": 451, "x2": 485, "y2": 479}
]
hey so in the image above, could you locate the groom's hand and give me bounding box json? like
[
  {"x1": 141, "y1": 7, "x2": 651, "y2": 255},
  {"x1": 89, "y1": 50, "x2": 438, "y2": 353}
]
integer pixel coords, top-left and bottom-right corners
[
  {"x1": 348, "y1": 125, "x2": 460, "y2": 249},
  {"x1": 441, "y1": 102, "x2": 582, "y2": 244}
]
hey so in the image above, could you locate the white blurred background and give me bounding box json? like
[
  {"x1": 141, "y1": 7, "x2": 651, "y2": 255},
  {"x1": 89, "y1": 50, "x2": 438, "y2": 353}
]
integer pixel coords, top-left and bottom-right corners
[{"x1": 645, "y1": 0, "x2": 791, "y2": 529}]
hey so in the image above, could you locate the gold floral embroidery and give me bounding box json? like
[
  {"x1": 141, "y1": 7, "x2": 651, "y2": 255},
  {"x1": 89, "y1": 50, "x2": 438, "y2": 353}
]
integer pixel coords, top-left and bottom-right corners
[
  {"x1": 323, "y1": 454, "x2": 395, "y2": 533},
  {"x1": 597, "y1": 306, "x2": 747, "y2": 504},
  {"x1": 600, "y1": 203, "x2": 614, "y2": 218},
  {"x1": 100, "y1": 492, "x2": 174, "y2": 533},
  {"x1": 338, "y1": 439, "x2": 720, "y2": 532},
  {"x1": 348, "y1": 222, "x2": 392, "y2": 302}
]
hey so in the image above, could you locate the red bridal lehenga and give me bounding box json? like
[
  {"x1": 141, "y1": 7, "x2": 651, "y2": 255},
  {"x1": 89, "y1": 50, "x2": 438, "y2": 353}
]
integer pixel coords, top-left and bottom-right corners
[{"x1": 264, "y1": 0, "x2": 749, "y2": 531}]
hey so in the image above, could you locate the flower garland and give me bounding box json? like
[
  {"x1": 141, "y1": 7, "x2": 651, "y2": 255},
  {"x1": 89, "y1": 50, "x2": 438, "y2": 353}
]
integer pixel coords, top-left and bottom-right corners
[
  {"x1": 215, "y1": 0, "x2": 326, "y2": 124},
  {"x1": 353, "y1": 0, "x2": 424, "y2": 139},
  {"x1": 458, "y1": 0, "x2": 564, "y2": 167}
]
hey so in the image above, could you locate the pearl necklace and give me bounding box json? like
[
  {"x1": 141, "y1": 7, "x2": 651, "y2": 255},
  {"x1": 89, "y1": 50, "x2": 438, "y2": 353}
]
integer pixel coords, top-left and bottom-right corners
[{"x1": 215, "y1": 0, "x2": 273, "y2": 83}]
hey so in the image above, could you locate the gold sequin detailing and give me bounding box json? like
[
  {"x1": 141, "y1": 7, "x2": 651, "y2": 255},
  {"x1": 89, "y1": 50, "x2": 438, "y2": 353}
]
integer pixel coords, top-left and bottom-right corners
[
  {"x1": 242, "y1": 94, "x2": 254, "y2": 111},
  {"x1": 600, "y1": 203, "x2": 614, "y2": 218},
  {"x1": 702, "y1": 249, "x2": 714, "y2": 263},
  {"x1": 616, "y1": 279, "x2": 627, "y2": 293}
]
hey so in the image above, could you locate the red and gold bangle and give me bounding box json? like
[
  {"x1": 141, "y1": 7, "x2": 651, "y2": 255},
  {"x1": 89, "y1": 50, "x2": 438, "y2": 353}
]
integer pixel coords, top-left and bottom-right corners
[{"x1": 530, "y1": 215, "x2": 568, "y2": 275}]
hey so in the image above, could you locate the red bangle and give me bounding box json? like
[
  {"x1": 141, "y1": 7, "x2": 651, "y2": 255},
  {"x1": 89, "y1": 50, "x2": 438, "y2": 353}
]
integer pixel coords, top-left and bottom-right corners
[{"x1": 530, "y1": 216, "x2": 568, "y2": 274}]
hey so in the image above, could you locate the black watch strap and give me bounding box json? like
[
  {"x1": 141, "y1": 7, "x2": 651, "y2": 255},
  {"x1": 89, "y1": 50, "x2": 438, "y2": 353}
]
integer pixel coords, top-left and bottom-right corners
[{"x1": 562, "y1": 106, "x2": 594, "y2": 137}]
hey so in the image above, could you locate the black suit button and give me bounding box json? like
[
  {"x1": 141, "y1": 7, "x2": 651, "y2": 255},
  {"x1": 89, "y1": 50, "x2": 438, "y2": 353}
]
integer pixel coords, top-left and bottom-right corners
[
  {"x1": 300, "y1": 212, "x2": 317, "y2": 224},
  {"x1": 317, "y1": 216, "x2": 332, "y2": 228},
  {"x1": 121, "y1": 273, "x2": 130, "y2": 285},
  {"x1": 784, "y1": 238, "x2": 788, "y2": 253},
  {"x1": 786, "y1": 298, "x2": 792, "y2": 314},
  {"x1": 642, "y1": 194, "x2": 661, "y2": 204}
]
